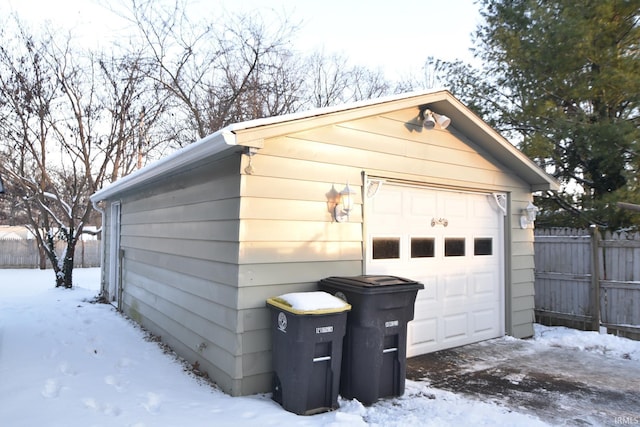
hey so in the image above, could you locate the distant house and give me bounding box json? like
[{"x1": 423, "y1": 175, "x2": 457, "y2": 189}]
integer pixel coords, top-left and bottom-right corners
[
  {"x1": 0, "y1": 226, "x2": 33, "y2": 240},
  {"x1": 90, "y1": 90, "x2": 558, "y2": 396}
]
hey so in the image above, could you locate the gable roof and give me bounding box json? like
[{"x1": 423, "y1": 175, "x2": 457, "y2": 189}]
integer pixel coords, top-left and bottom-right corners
[{"x1": 91, "y1": 89, "x2": 558, "y2": 202}]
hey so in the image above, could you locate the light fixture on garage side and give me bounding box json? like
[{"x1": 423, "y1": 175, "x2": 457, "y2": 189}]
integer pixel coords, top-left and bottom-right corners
[
  {"x1": 334, "y1": 182, "x2": 356, "y2": 223},
  {"x1": 420, "y1": 109, "x2": 451, "y2": 130},
  {"x1": 520, "y1": 202, "x2": 539, "y2": 229}
]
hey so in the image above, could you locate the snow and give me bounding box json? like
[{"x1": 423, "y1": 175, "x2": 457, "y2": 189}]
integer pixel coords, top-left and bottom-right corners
[
  {"x1": 1, "y1": 268, "x2": 638, "y2": 426},
  {"x1": 272, "y1": 291, "x2": 350, "y2": 312},
  {"x1": 533, "y1": 323, "x2": 640, "y2": 361}
]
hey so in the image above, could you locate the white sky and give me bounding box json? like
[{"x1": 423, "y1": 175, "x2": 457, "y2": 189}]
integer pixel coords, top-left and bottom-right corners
[{"x1": 4, "y1": 0, "x2": 481, "y2": 79}]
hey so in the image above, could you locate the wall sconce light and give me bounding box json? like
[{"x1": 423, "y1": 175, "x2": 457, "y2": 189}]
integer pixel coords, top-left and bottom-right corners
[
  {"x1": 421, "y1": 109, "x2": 451, "y2": 130},
  {"x1": 520, "y1": 202, "x2": 539, "y2": 229},
  {"x1": 334, "y1": 183, "x2": 356, "y2": 223}
]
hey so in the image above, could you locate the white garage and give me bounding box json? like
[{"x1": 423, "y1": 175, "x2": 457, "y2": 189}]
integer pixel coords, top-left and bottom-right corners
[{"x1": 366, "y1": 181, "x2": 506, "y2": 356}]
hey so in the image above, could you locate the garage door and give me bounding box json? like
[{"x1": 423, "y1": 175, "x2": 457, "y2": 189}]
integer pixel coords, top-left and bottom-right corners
[{"x1": 365, "y1": 181, "x2": 505, "y2": 357}]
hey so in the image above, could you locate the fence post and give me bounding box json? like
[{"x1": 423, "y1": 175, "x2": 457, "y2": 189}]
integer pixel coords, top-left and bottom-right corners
[{"x1": 589, "y1": 225, "x2": 601, "y2": 331}]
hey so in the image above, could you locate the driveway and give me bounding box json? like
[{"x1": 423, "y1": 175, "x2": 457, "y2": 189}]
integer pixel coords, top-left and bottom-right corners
[{"x1": 406, "y1": 337, "x2": 640, "y2": 426}]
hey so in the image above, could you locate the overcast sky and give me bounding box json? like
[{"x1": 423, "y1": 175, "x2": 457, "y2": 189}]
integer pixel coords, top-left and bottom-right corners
[{"x1": 4, "y1": 0, "x2": 481, "y2": 79}]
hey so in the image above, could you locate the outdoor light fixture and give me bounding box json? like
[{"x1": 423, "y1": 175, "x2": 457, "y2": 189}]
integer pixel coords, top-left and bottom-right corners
[
  {"x1": 520, "y1": 202, "x2": 539, "y2": 229},
  {"x1": 421, "y1": 109, "x2": 451, "y2": 130},
  {"x1": 334, "y1": 183, "x2": 356, "y2": 223},
  {"x1": 0, "y1": 174, "x2": 4, "y2": 194}
]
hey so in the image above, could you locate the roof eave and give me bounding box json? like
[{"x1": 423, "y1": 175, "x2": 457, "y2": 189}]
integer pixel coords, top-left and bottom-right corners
[
  {"x1": 90, "y1": 129, "x2": 239, "y2": 202},
  {"x1": 429, "y1": 95, "x2": 559, "y2": 192}
]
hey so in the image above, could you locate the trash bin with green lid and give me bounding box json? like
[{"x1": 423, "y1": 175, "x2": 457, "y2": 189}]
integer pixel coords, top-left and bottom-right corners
[
  {"x1": 266, "y1": 291, "x2": 351, "y2": 415},
  {"x1": 318, "y1": 275, "x2": 424, "y2": 405}
]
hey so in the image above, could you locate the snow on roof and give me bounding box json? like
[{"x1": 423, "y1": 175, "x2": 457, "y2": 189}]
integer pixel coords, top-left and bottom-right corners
[{"x1": 223, "y1": 88, "x2": 447, "y2": 133}]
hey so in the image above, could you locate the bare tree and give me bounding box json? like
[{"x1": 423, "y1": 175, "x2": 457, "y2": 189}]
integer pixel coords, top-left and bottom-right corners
[
  {"x1": 0, "y1": 18, "x2": 160, "y2": 287},
  {"x1": 303, "y1": 49, "x2": 398, "y2": 109},
  {"x1": 349, "y1": 65, "x2": 392, "y2": 101},
  {"x1": 304, "y1": 50, "x2": 352, "y2": 108},
  {"x1": 121, "y1": 0, "x2": 305, "y2": 147}
]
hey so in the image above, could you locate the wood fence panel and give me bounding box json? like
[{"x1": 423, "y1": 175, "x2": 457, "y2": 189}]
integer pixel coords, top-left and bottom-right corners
[
  {"x1": 534, "y1": 229, "x2": 594, "y2": 330},
  {"x1": 0, "y1": 239, "x2": 39, "y2": 268},
  {"x1": 0, "y1": 239, "x2": 101, "y2": 269},
  {"x1": 599, "y1": 231, "x2": 640, "y2": 339},
  {"x1": 535, "y1": 228, "x2": 640, "y2": 340}
]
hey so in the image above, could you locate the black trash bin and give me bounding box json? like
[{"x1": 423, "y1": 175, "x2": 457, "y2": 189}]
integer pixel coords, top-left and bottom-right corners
[
  {"x1": 266, "y1": 291, "x2": 351, "y2": 415},
  {"x1": 318, "y1": 275, "x2": 424, "y2": 405}
]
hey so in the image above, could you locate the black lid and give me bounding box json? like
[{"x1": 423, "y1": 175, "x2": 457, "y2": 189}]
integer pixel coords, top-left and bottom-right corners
[{"x1": 319, "y1": 275, "x2": 424, "y2": 293}]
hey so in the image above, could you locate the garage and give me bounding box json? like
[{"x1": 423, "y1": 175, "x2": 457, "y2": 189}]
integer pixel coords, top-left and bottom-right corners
[
  {"x1": 91, "y1": 89, "x2": 559, "y2": 395},
  {"x1": 366, "y1": 181, "x2": 505, "y2": 356}
]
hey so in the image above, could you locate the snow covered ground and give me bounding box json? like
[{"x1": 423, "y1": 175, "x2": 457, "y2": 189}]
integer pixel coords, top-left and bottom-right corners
[{"x1": 0, "y1": 268, "x2": 638, "y2": 427}]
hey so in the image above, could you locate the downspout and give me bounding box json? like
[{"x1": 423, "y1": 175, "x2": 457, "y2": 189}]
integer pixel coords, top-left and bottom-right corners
[{"x1": 92, "y1": 199, "x2": 107, "y2": 298}]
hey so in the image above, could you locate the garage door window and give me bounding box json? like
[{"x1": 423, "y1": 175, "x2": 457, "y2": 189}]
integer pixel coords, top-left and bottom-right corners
[
  {"x1": 411, "y1": 237, "x2": 435, "y2": 258},
  {"x1": 372, "y1": 237, "x2": 400, "y2": 259},
  {"x1": 474, "y1": 238, "x2": 493, "y2": 256},
  {"x1": 444, "y1": 238, "x2": 465, "y2": 257}
]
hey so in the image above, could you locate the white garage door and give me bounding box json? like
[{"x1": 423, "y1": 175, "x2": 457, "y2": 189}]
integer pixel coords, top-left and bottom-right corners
[{"x1": 365, "y1": 182, "x2": 505, "y2": 357}]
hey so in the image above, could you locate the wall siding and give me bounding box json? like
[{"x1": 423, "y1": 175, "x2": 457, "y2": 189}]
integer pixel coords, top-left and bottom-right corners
[
  {"x1": 509, "y1": 190, "x2": 537, "y2": 339},
  {"x1": 106, "y1": 154, "x2": 245, "y2": 395}
]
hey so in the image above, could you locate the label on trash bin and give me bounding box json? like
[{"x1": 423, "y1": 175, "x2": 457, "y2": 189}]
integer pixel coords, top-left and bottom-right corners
[
  {"x1": 277, "y1": 312, "x2": 288, "y2": 332},
  {"x1": 385, "y1": 320, "x2": 399, "y2": 328},
  {"x1": 316, "y1": 326, "x2": 334, "y2": 334}
]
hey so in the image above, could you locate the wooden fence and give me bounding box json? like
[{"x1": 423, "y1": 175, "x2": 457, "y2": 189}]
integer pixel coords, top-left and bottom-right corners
[
  {"x1": 0, "y1": 238, "x2": 101, "y2": 269},
  {"x1": 534, "y1": 227, "x2": 640, "y2": 340}
]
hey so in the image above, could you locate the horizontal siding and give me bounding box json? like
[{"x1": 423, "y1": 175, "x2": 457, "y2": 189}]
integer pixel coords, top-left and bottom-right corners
[
  {"x1": 124, "y1": 274, "x2": 238, "y2": 354},
  {"x1": 124, "y1": 198, "x2": 240, "y2": 224},
  {"x1": 122, "y1": 220, "x2": 240, "y2": 242},
  {"x1": 125, "y1": 247, "x2": 239, "y2": 287},
  {"x1": 511, "y1": 322, "x2": 534, "y2": 339},
  {"x1": 512, "y1": 305, "x2": 535, "y2": 327},
  {"x1": 122, "y1": 237, "x2": 238, "y2": 264},
  {"x1": 238, "y1": 307, "x2": 269, "y2": 333},
  {"x1": 238, "y1": 260, "x2": 359, "y2": 288},
  {"x1": 111, "y1": 155, "x2": 245, "y2": 395},
  {"x1": 254, "y1": 139, "x2": 512, "y2": 190},
  {"x1": 239, "y1": 219, "x2": 361, "y2": 242},
  {"x1": 510, "y1": 189, "x2": 536, "y2": 338},
  {"x1": 126, "y1": 258, "x2": 238, "y2": 319},
  {"x1": 122, "y1": 161, "x2": 240, "y2": 214},
  {"x1": 240, "y1": 197, "x2": 360, "y2": 222},
  {"x1": 121, "y1": 291, "x2": 239, "y2": 395},
  {"x1": 241, "y1": 348, "x2": 272, "y2": 378},
  {"x1": 511, "y1": 254, "x2": 535, "y2": 270},
  {"x1": 512, "y1": 281, "x2": 535, "y2": 298},
  {"x1": 512, "y1": 294, "x2": 535, "y2": 312},
  {"x1": 239, "y1": 241, "x2": 362, "y2": 264}
]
